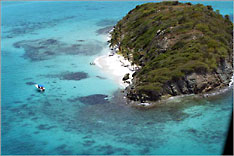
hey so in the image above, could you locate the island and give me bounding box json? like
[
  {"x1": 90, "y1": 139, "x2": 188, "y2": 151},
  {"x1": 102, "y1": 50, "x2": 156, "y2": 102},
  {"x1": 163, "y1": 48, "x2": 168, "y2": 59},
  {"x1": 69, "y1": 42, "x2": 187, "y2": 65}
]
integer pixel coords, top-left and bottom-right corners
[{"x1": 109, "y1": 1, "x2": 233, "y2": 102}]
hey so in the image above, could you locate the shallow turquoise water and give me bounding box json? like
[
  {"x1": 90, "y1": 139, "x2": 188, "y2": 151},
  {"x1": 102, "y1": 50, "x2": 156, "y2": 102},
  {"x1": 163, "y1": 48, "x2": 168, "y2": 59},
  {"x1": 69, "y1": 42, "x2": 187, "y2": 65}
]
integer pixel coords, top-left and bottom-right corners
[{"x1": 1, "y1": 1, "x2": 233, "y2": 155}]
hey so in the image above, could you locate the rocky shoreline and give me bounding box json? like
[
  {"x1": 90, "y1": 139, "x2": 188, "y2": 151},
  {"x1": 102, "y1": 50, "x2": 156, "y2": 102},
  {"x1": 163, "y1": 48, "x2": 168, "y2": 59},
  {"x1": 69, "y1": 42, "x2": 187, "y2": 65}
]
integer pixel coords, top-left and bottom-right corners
[
  {"x1": 123, "y1": 58, "x2": 233, "y2": 103},
  {"x1": 107, "y1": 39, "x2": 233, "y2": 108},
  {"x1": 104, "y1": 30, "x2": 233, "y2": 108},
  {"x1": 129, "y1": 84, "x2": 233, "y2": 108},
  {"x1": 109, "y1": 28, "x2": 233, "y2": 103}
]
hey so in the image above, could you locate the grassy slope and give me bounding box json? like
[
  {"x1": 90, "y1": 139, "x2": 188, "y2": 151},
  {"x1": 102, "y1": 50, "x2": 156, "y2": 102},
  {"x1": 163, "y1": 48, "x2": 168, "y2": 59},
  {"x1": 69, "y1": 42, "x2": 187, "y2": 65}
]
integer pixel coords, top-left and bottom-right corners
[{"x1": 110, "y1": 1, "x2": 233, "y2": 98}]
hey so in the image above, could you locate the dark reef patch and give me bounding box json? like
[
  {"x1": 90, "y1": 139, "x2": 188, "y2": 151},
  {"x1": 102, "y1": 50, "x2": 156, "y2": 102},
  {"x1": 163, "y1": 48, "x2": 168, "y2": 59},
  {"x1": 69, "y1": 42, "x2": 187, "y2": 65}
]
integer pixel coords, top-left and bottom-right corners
[
  {"x1": 43, "y1": 71, "x2": 88, "y2": 81},
  {"x1": 24, "y1": 77, "x2": 33, "y2": 80},
  {"x1": 96, "y1": 145, "x2": 114, "y2": 154},
  {"x1": 82, "y1": 140, "x2": 96, "y2": 146},
  {"x1": 21, "y1": 123, "x2": 30, "y2": 127},
  {"x1": 28, "y1": 111, "x2": 35, "y2": 116},
  {"x1": 31, "y1": 117, "x2": 38, "y2": 121},
  {"x1": 44, "y1": 65, "x2": 56, "y2": 68},
  {"x1": 20, "y1": 104, "x2": 28, "y2": 108},
  {"x1": 96, "y1": 76, "x2": 106, "y2": 79},
  {"x1": 60, "y1": 72, "x2": 88, "y2": 80},
  {"x1": 36, "y1": 124, "x2": 57, "y2": 130},
  {"x1": 34, "y1": 131, "x2": 40, "y2": 134},
  {"x1": 118, "y1": 136, "x2": 154, "y2": 147},
  {"x1": 55, "y1": 144, "x2": 67, "y2": 151},
  {"x1": 96, "y1": 26, "x2": 113, "y2": 35},
  {"x1": 14, "y1": 101, "x2": 23, "y2": 104},
  {"x1": 26, "y1": 97, "x2": 32, "y2": 101},
  {"x1": 140, "y1": 147, "x2": 150, "y2": 155},
  {"x1": 94, "y1": 145, "x2": 129, "y2": 155},
  {"x1": 96, "y1": 19, "x2": 117, "y2": 26},
  {"x1": 58, "y1": 150, "x2": 72, "y2": 155},
  {"x1": 10, "y1": 108, "x2": 20, "y2": 113},
  {"x1": 187, "y1": 128, "x2": 198, "y2": 135},
  {"x1": 26, "y1": 82, "x2": 35, "y2": 85},
  {"x1": 82, "y1": 135, "x2": 92, "y2": 139},
  {"x1": 78, "y1": 94, "x2": 109, "y2": 105},
  {"x1": 4, "y1": 16, "x2": 76, "y2": 38},
  {"x1": 169, "y1": 111, "x2": 190, "y2": 122},
  {"x1": 186, "y1": 127, "x2": 224, "y2": 144},
  {"x1": 13, "y1": 39, "x2": 104, "y2": 61}
]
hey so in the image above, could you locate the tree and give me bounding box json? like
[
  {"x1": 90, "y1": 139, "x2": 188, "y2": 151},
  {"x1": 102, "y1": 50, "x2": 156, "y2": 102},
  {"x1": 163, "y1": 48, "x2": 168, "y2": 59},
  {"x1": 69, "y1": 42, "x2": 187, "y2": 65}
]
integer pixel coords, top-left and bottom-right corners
[{"x1": 225, "y1": 15, "x2": 230, "y2": 20}]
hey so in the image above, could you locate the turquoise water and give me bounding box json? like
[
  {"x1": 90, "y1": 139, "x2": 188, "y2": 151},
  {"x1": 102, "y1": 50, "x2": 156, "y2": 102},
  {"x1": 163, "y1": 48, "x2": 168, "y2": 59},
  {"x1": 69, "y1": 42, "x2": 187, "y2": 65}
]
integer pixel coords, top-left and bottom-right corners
[{"x1": 1, "y1": 1, "x2": 233, "y2": 155}]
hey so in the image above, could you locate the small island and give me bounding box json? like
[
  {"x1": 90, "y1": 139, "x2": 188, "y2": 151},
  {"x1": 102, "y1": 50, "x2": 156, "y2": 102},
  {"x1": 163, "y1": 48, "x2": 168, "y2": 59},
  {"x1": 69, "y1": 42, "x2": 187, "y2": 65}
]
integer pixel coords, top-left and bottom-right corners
[{"x1": 109, "y1": 1, "x2": 233, "y2": 102}]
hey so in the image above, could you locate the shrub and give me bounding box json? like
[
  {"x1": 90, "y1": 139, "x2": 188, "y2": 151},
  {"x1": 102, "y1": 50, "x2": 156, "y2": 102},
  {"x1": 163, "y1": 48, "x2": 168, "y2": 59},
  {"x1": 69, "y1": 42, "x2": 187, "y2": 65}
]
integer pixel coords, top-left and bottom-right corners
[
  {"x1": 195, "y1": 23, "x2": 209, "y2": 33},
  {"x1": 225, "y1": 15, "x2": 230, "y2": 20},
  {"x1": 207, "y1": 5, "x2": 213, "y2": 10},
  {"x1": 172, "y1": 41, "x2": 186, "y2": 50},
  {"x1": 172, "y1": 1, "x2": 179, "y2": 5}
]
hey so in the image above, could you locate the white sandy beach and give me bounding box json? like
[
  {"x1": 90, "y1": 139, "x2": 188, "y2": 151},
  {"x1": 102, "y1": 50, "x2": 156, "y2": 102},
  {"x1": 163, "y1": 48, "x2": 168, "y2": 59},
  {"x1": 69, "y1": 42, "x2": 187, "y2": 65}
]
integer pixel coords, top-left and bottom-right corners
[
  {"x1": 93, "y1": 29, "x2": 138, "y2": 88},
  {"x1": 94, "y1": 50, "x2": 136, "y2": 88}
]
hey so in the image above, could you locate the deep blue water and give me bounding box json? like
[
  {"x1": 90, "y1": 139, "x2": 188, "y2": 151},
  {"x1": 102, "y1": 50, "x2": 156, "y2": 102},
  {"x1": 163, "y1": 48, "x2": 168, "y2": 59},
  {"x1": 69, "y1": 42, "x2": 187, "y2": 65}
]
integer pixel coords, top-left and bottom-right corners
[{"x1": 1, "y1": 1, "x2": 233, "y2": 155}]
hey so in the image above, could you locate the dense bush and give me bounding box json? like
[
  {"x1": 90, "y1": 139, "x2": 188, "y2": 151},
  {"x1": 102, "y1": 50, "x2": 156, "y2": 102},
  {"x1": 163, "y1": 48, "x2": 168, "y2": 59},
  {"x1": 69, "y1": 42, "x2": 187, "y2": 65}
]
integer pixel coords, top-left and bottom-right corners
[{"x1": 110, "y1": 2, "x2": 233, "y2": 96}]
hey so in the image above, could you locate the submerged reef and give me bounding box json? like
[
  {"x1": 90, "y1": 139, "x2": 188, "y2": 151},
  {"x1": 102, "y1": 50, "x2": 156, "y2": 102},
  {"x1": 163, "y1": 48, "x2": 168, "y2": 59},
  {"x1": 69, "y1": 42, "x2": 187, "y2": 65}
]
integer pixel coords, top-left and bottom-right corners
[
  {"x1": 110, "y1": 1, "x2": 233, "y2": 102},
  {"x1": 96, "y1": 19, "x2": 117, "y2": 27},
  {"x1": 13, "y1": 39, "x2": 104, "y2": 61},
  {"x1": 96, "y1": 26, "x2": 114, "y2": 35},
  {"x1": 78, "y1": 94, "x2": 109, "y2": 105},
  {"x1": 3, "y1": 16, "x2": 76, "y2": 39},
  {"x1": 42, "y1": 71, "x2": 89, "y2": 81}
]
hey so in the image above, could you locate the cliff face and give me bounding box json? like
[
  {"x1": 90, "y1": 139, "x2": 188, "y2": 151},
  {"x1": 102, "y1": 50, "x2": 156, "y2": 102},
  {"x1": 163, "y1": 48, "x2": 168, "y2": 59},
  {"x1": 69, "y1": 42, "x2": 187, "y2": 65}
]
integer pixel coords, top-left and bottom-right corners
[{"x1": 110, "y1": 1, "x2": 233, "y2": 102}]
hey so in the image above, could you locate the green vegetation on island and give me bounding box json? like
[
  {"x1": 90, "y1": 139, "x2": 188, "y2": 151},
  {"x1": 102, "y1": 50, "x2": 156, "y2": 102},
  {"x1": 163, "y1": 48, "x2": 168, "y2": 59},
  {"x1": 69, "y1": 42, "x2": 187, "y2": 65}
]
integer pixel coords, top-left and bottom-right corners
[{"x1": 110, "y1": 1, "x2": 233, "y2": 101}]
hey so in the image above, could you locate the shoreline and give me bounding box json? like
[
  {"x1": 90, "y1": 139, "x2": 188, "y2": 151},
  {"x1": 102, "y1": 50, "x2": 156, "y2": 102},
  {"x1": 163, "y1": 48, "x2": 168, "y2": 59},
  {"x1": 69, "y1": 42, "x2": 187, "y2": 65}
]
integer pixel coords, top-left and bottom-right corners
[
  {"x1": 129, "y1": 85, "x2": 233, "y2": 108},
  {"x1": 94, "y1": 29, "x2": 233, "y2": 108},
  {"x1": 94, "y1": 49, "x2": 136, "y2": 88},
  {"x1": 94, "y1": 29, "x2": 138, "y2": 88}
]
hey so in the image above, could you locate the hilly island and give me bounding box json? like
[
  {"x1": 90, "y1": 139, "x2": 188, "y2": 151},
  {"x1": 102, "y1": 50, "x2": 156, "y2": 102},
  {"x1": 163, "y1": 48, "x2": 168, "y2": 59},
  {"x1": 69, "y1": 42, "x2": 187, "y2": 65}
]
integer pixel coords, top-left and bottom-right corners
[{"x1": 109, "y1": 1, "x2": 233, "y2": 102}]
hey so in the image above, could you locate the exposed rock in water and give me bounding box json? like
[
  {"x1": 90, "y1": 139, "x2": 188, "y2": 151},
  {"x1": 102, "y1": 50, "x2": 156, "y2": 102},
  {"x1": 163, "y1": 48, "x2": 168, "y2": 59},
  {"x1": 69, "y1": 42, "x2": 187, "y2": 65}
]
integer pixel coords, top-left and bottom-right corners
[{"x1": 122, "y1": 73, "x2": 130, "y2": 81}]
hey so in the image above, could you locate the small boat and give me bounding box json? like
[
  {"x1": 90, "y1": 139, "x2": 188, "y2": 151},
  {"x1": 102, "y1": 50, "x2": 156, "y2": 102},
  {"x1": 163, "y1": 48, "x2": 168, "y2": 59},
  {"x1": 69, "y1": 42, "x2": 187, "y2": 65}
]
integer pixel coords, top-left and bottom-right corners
[{"x1": 35, "y1": 84, "x2": 45, "y2": 91}]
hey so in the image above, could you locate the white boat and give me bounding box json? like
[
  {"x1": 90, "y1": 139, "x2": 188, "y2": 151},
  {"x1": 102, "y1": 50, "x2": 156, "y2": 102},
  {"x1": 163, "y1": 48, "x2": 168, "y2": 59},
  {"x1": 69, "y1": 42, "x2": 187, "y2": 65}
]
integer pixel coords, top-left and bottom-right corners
[{"x1": 35, "y1": 84, "x2": 45, "y2": 91}]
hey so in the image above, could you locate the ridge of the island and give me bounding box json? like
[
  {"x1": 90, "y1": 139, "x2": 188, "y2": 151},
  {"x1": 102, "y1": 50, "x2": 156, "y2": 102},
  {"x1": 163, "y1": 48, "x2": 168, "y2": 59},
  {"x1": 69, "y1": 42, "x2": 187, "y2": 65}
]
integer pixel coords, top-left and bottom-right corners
[{"x1": 107, "y1": 1, "x2": 233, "y2": 103}]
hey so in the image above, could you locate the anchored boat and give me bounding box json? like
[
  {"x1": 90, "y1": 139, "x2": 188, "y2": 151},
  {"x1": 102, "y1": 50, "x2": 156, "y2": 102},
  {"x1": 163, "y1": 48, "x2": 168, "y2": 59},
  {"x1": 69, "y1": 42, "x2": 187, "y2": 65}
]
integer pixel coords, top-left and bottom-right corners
[{"x1": 35, "y1": 84, "x2": 45, "y2": 91}]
